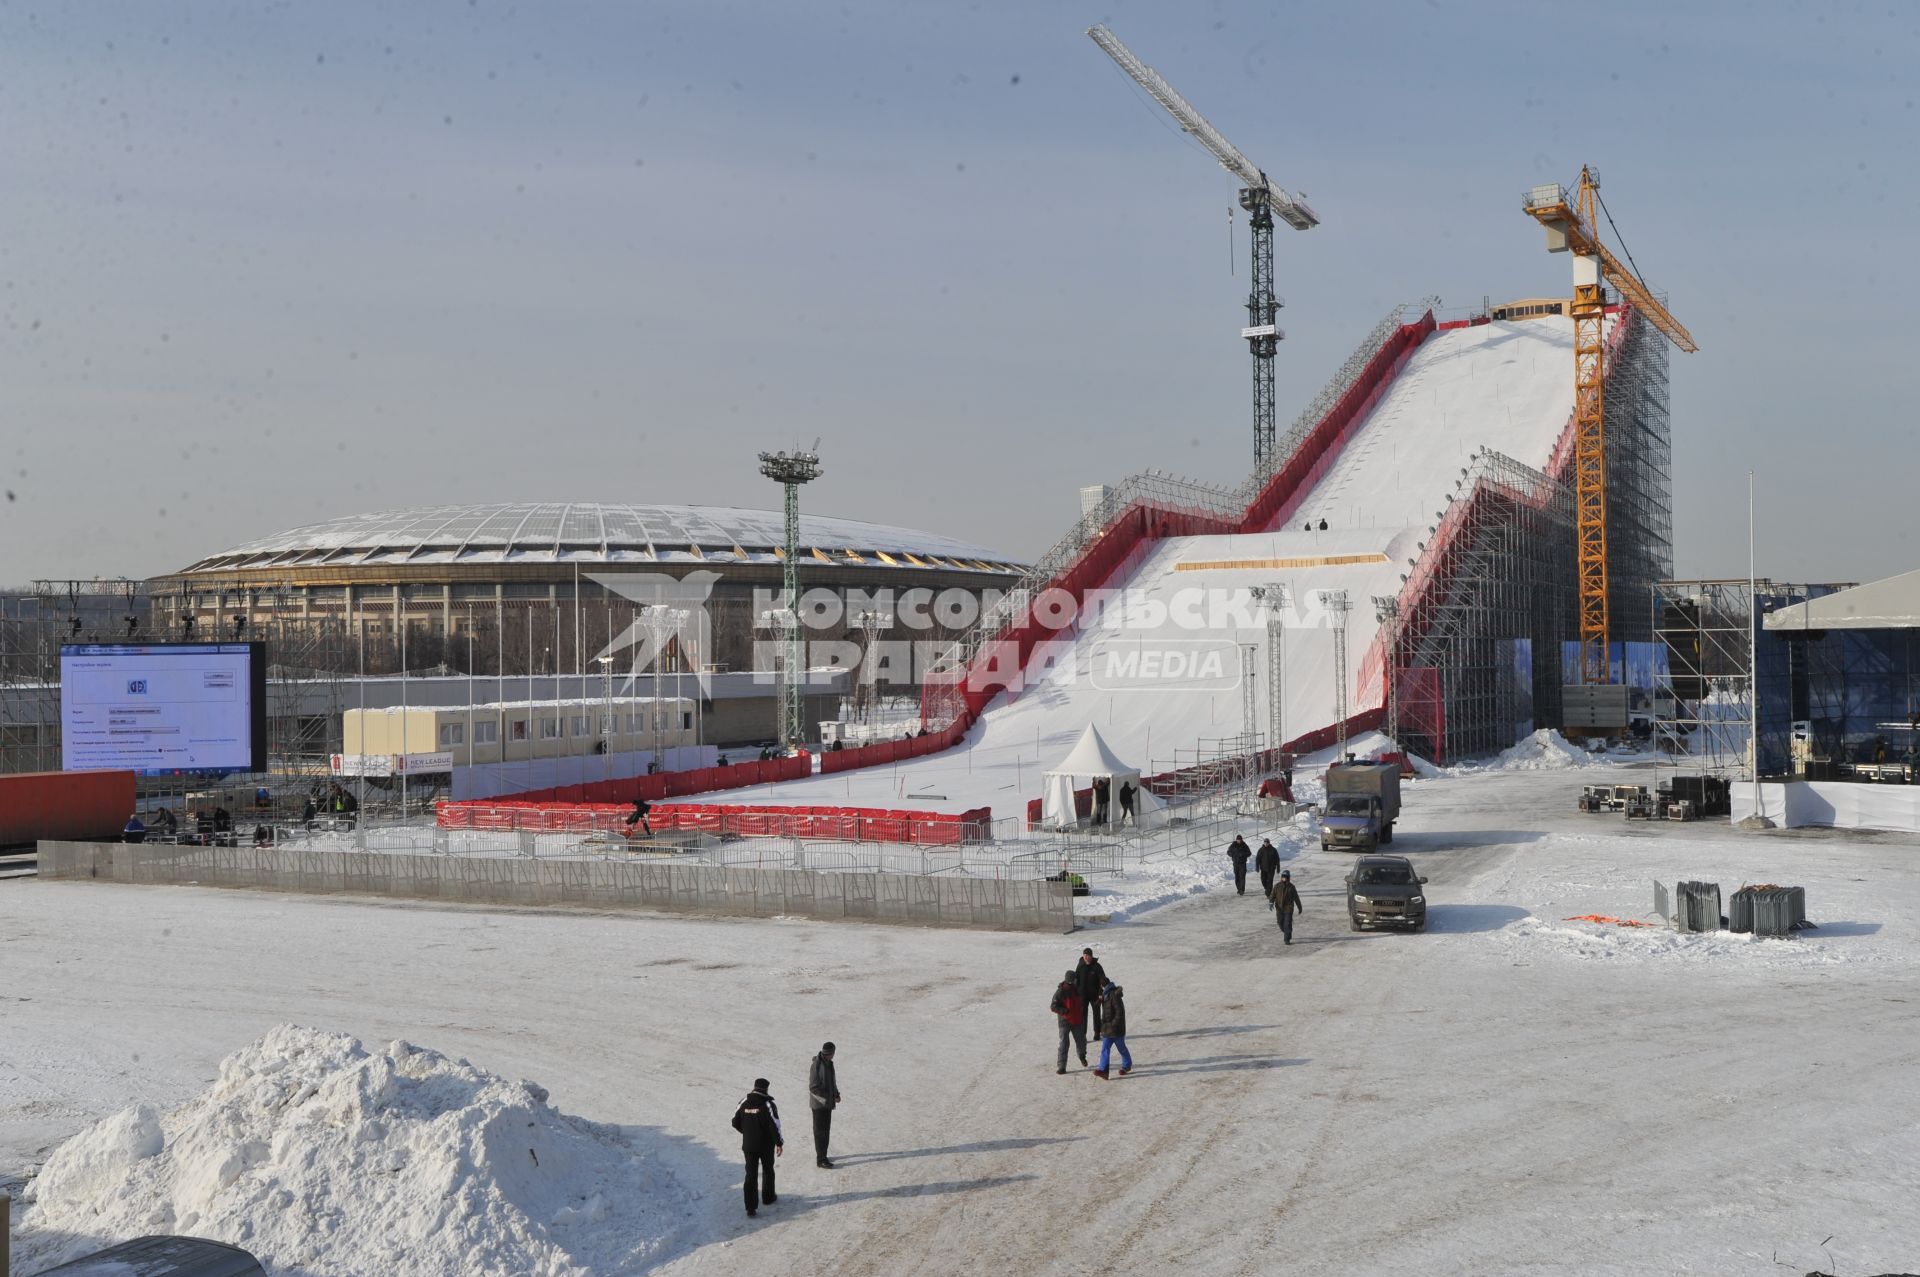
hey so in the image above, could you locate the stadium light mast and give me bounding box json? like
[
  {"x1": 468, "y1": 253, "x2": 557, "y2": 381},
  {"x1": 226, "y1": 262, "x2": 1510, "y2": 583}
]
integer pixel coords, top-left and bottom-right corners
[
  {"x1": 1251, "y1": 584, "x2": 1290, "y2": 752},
  {"x1": 759, "y1": 444, "x2": 823, "y2": 752},
  {"x1": 1323, "y1": 590, "x2": 1352, "y2": 759},
  {"x1": 1372, "y1": 594, "x2": 1400, "y2": 755},
  {"x1": 1088, "y1": 24, "x2": 1319, "y2": 473}
]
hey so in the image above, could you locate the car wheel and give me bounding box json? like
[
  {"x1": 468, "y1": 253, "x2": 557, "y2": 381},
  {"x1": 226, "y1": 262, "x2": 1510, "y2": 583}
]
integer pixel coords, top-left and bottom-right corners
[
  {"x1": 1410, "y1": 920, "x2": 1426, "y2": 933},
  {"x1": 1349, "y1": 913, "x2": 1363, "y2": 932},
  {"x1": 1320, "y1": 840, "x2": 1328, "y2": 852}
]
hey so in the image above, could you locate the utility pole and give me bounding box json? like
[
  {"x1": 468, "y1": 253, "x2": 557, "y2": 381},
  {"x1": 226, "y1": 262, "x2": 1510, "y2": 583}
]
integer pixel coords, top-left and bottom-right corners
[{"x1": 758, "y1": 445, "x2": 823, "y2": 752}]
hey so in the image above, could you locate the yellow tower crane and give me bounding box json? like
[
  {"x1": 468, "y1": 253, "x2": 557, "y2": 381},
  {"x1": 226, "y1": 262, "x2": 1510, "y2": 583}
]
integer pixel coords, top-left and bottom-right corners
[{"x1": 1523, "y1": 167, "x2": 1697, "y2": 685}]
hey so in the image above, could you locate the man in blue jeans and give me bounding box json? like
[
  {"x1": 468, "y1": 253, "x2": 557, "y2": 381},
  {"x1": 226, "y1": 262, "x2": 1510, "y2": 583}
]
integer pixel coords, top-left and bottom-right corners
[{"x1": 1093, "y1": 980, "x2": 1131, "y2": 1079}]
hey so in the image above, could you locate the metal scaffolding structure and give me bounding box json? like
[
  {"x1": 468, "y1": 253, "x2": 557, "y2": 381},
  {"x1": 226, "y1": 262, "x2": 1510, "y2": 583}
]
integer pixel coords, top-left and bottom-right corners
[
  {"x1": 1651, "y1": 579, "x2": 1764, "y2": 775},
  {"x1": 1392, "y1": 449, "x2": 1576, "y2": 763},
  {"x1": 1598, "y1": 308, "x2": 1675, "y2": 644},
  {"x1": 1, "y1": 580, "x2": 149, "y2": 775}
]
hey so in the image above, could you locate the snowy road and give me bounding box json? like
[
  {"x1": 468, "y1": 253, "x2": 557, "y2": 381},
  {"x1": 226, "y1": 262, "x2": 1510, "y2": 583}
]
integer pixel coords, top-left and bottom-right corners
[{"x1": 6, "y1": 764, "x2": 1918, "y2": 1275}]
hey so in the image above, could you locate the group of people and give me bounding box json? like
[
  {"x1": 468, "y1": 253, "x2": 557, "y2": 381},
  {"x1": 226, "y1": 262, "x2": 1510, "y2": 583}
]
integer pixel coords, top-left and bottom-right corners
[
  {"x1": 1225, "y1": 834, "x2": 1304, "y2": 943},
  {"x1": 303, "y1": 784, "x2": 359, "y2": 830},
  {"x1": 730, "y1": 1042, "x2": 844, "y2": 1218},
  {"x1": 1049, "y1": 947, "x2": 1130, "y2": 1078},
  {"x1": 825, "y1": 726, "x2": 933, "y2": 755},
  {"x1": 1090, "y1": 776, "x2": 1138, "y2": 827}
]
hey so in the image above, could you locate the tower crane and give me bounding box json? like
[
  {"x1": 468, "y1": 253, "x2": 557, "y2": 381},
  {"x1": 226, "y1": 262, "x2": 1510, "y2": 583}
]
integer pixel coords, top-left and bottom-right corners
[
  {"x1": 1087, "y1": 24, "x2": 1319, "y2": 473},
  {"x1": 1522, "y1": 167, "x2": 1696, "y2": 684}
]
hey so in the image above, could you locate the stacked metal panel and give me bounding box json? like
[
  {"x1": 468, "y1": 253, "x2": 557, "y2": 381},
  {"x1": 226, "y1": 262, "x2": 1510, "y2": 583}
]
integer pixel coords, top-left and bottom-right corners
[
  {"x1": 1729, "y1": 884, "x2": 1808, "y2": 937},
  {"x1": 1676, "y1": 879, "x2": 1721, "y2": 932}
]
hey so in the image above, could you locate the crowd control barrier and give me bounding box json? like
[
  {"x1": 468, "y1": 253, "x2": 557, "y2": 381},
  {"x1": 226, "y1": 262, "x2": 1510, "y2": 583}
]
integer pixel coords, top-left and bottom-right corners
[{"x1": 438, "y1": 798, "x2": 993, "y2": 847}]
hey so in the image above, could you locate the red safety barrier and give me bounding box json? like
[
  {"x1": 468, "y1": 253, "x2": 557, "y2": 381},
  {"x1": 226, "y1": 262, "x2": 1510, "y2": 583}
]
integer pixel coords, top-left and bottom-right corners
[{"x1": 438, "y1": 796, "x2": 998, "y2": 845}]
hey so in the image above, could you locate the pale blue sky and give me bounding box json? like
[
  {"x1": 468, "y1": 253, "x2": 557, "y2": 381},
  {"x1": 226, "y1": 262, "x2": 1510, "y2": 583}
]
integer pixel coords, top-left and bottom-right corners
[{"x1": 2, "y1": 0, "x2": 1913, "y2": 583}]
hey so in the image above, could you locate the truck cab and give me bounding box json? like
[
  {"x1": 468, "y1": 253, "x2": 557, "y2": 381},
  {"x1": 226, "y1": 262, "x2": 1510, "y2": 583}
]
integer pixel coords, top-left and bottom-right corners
[{"x1": 1320, "y1": 792, "x2": 1384, "y2": 851}]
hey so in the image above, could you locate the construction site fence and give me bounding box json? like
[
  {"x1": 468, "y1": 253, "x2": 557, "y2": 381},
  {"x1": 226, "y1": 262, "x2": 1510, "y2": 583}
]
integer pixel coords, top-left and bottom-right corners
[
  {"x1": 437, "y1": 799, "x2": 994, "y2": 846},
  {"x1": 35, "y1": 840, "x2": 1076, "y2": 933}
]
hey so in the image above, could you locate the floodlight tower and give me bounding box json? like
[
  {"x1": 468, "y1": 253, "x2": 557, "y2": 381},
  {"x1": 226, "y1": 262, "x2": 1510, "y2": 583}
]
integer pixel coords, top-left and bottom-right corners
[
  {"x1": 1372, "y1": 595, "x2": 1400, "y2": 754},
  {"x1": 1251, "y1": 584, "x2": 1289, "y2": 751},
  {"x1": 1323, "y1": 590, "x2": 1352, "y2": 758},
  {"x1": 759, "y1": 445, "x2": 823, "y2": 751}
]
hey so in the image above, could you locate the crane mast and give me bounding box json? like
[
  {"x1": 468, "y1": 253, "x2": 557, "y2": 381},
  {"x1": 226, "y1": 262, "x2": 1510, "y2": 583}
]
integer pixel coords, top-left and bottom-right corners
[
  {"x1": 1523, "y1": 167, "x2": 1696, "y2": 685},
  {"x1": 1088, "y1": 24, "x2": 1319, "y2": 473}
]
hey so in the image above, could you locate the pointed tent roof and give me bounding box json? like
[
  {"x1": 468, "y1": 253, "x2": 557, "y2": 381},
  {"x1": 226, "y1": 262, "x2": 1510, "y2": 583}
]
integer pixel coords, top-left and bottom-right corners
[
  {"x1": 1764, "y1": 569, "x2": 1920, "y2": 632},
  {"x1": 1047, "y1": 723, "x2": 1137, "y2": 777}
]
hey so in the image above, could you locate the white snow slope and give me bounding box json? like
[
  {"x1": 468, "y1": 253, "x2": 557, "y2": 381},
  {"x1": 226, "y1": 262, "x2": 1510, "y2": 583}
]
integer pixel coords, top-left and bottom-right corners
[
  {"x1": 5, "y1": 762, "x2": 1917, "y2": 1275},
  {"x1": 695, "y1": 318, "x2": 1582, "y2": 819}
]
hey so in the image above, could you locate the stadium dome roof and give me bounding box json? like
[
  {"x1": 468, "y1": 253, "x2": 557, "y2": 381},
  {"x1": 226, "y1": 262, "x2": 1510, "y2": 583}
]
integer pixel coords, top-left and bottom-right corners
[{"x1": 176, "y1": 503, "x2": 1025, "y2": 575}]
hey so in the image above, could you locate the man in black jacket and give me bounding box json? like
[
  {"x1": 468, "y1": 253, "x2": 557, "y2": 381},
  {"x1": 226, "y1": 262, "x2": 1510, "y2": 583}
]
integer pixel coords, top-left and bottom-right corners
[
  {"x1": 1254, "y1": 837, "x2": 1282, "y2": 898},
  {"x1": 1271, "y1": 868, "x2": 1305, "y2": 945},
  {"x1": 1075, "y1": 947, "x2": 1108, "y2": 1040},
  {"x1": 808, "y1": 1043, "x2": 841, "y2": 1168},
  {"x1": 731, "y1": 1078, "x2": 783, "y2": 1217},
  {"x1": 1227, "y1": 834, "x2": 1253, "y2": 895}
]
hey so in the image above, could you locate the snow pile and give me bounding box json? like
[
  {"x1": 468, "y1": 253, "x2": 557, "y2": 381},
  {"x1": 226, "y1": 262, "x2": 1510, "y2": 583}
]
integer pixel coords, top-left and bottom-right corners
[
  {"x1": 1489, "y1": 728, "x2": 1596, "y2": 771},
  {"x1": 14, "y1": 1026, "x2": 692, "y2": 1277}
]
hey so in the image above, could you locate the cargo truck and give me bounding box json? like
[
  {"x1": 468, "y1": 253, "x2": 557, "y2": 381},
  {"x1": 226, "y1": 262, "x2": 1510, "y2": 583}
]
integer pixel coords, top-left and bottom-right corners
[{"x1": 1319, "y1": 761, "x2": 1402, "y2": 852}]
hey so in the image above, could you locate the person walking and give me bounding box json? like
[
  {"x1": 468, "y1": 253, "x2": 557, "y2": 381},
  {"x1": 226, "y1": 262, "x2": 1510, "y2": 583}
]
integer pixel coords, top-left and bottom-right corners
[
  {"x1": 625, "y1": 795, "x2": 651, "y2": 837},
  {"x1": 1227, "y1": 834, "x2": 1253, "y2": 895},
  {"x1": 1093, "y1": 980, "x2": 1131, "y2": 1079},
  {"x1": 731, "y1": 1078, "x2": 783, "y2": 1217},
  {"x1": 808, "y1": 1042, "x2": 841, "y2": 1168},
  {"x1": 1051, "y1": 968, "x2": 1088, "y2": 1074},
  {"x1": 1271, "y1": 868, "x2": 1304, "y2": 945},
  {"x1": 1075, "y1": 947, "x2": 1108, "y2": 1040},
  {"x1": 1254, "y1": 837, "x2": 1281, "y2": 898},
  {"x1": 1117, "y1": 781, "x2": 1137, "y2": 828}
]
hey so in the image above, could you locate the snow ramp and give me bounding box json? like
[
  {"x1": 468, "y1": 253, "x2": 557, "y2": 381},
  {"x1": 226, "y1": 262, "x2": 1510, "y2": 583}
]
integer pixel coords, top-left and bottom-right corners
[{"x1": 705, "y1": 309, "x2": 1592, "y2": 817}]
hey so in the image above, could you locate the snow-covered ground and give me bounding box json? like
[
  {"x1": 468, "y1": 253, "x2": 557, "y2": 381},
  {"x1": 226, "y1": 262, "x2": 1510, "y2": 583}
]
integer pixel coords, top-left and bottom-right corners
[{"x1": 7, "y1": 760, "x2": 1917, "y2": 1275}]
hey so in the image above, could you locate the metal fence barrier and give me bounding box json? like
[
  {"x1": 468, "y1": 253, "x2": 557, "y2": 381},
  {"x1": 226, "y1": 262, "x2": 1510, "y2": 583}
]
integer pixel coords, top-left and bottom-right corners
[
  {"x1": 1676, "y1": 880, "x2": 1721, "y2": 933},
  {"x1": 1730, "y1": 885, "x2": 1806, "y2": 938},
  {"x1": 34, "y1": 840, "x2": 1075, "y2": 933}
]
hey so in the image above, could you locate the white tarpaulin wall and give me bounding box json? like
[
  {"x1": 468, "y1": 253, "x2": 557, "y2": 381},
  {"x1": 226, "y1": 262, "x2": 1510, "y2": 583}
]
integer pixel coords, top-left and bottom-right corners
[
  {"x1": 1041, "y1": 723, "x2": 1162, "y2": 831},
  {"x1": 1732, "y1": 780, "x2": 1920, "y2": 832}
]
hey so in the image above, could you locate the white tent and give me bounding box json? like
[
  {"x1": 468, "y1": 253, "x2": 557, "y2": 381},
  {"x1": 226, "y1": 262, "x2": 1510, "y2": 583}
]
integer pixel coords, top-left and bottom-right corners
[{"x1": 1041, "y1": 723, "x2": 1164, "y2": 831}]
